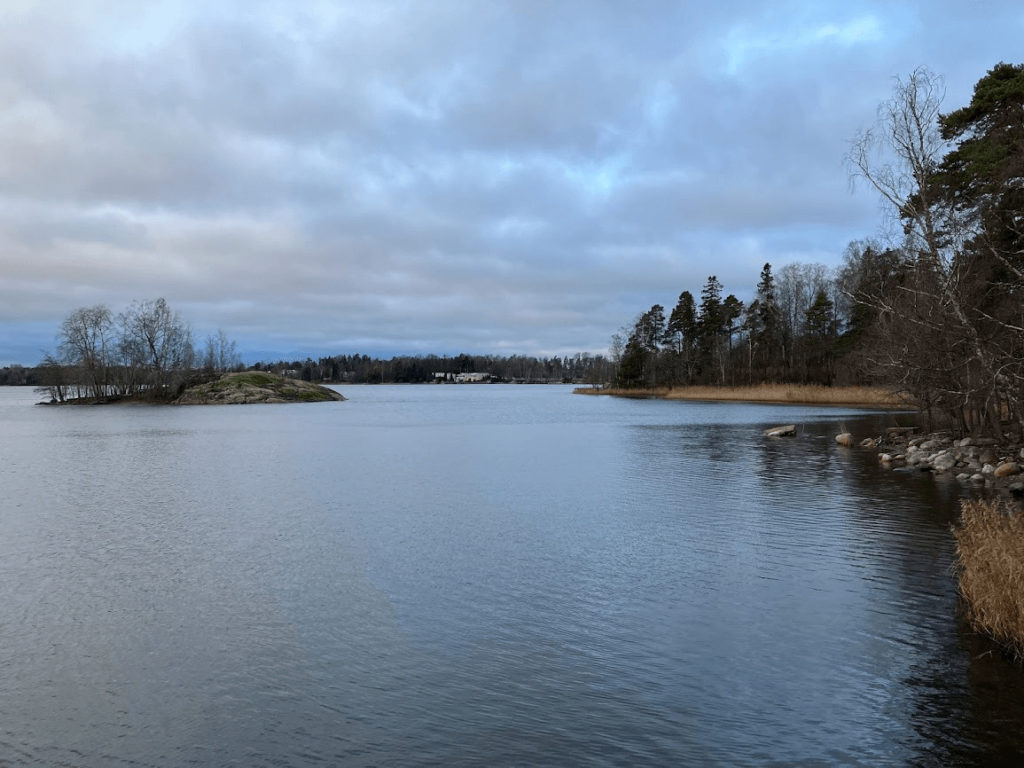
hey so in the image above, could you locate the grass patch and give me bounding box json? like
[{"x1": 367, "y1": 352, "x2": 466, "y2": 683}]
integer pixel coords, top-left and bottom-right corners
[
  {"x1": 223, "y1": 372, "x2": 276, "y2": 388},
  {"x1": 955, "y1": 500, "x2": 1024, "y2": 659}
]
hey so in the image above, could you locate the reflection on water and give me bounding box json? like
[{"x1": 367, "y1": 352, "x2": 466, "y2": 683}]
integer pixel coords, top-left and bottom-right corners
[{"x1": 1, "y1": 385, "x2": 1023, "y2": 766}]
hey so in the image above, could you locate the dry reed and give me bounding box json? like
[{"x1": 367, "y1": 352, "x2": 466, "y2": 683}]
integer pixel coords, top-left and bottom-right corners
[
  {"x1": 955, "y1": 499, "x2": 1024, "y2": 658},
  {"x1": 575, "y1": 383, "x2": 909, "y2": 408}
]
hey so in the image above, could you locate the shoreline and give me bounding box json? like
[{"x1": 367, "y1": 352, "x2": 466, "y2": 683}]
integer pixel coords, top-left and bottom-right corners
[{"x1": 574, "y1": 384, "x2": 913, "y2": 410}]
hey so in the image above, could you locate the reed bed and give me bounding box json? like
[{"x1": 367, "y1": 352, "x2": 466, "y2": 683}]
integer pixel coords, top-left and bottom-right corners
[
  {"x1": 575, "y1": 384, "x2": 909, "y2": 408},
  {"x1": 955, "y1": 500, "x2": 1024, "y2": 658}
]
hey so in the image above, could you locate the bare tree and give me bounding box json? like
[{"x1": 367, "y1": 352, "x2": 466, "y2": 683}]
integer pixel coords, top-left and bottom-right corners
[
  {"x1": 848, "y1": 66, "x2": 1024, "y2": 436},
  {"x1": 57, "y1": 304, "x2": 114, "y2": 398},
  {"x1": 119, "y1": 299, "x2": 194, "y2": 395}
]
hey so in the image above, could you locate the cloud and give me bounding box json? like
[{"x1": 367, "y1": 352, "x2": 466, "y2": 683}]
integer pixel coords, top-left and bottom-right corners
[{"x1": 1, "y1": 0, "x2": 1023, "y2": 365}]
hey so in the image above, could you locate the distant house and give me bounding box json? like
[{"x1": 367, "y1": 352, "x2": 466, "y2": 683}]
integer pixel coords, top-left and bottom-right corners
[{"x1": 454, "y1": 372, "x2": 490, "y2": 383}]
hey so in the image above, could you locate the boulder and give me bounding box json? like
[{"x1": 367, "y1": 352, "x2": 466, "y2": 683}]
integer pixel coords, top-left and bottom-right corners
[
  {"x1": 982, "y1": 463, "x2": 997, "y2": 475},
  {"x1": 932, "y1": 453, "x2": 957, "y2": 472},
  {"x1": 765, "y1": 424, "x2": 796, "y2": 437},
  {"x1": 860, "y1": 437, "x2": 877, "y2": 448},
  {"x1": 994, "y1": 461, "x2": 1021, "y2": 478},
  {"x1": 971, "y1": 473, "x2": 986, "y2": 484},
  {"x1": 835, "y1": 432, "x2": 855, "y2": 447}
]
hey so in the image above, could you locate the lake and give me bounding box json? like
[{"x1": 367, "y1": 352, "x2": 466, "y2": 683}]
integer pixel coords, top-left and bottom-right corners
[{"x1": 1, "y1": 384, "x2": 1022, "y2": 766}]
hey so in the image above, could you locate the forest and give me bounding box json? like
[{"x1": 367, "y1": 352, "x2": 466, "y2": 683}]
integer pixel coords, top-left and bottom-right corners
[{"x1": 615, "y1": 63, "x2": 1024, "y2": 438}]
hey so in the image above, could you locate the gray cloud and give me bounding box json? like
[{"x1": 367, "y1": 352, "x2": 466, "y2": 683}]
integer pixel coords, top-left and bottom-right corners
[{"x1": 2, "y1": 0, "x2": 1023, "y2": 365}]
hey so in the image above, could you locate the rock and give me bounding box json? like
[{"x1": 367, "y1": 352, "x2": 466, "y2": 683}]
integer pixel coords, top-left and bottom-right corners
[
  {"x1": 765, "y1": 424, "x2": 796, "y2": 437},
  {"x1": 835, "y1": 432, "x2": 855, "y2": 447},
  {"x1": 958, "y1": 437, "x2": 974, "y2": 447},
  {"x1": 982, "y1": 463, "x2": 996, "y2": 475},
  {"x1": 879, "y1": 453, "x2": 893, "y2": 463},
  {"x1": 1009, "y1": 482, "x2": 1024, "y2": 497},
  {"x1": 971, "y1": 473, "x2": 986, "y2": 484},
  {"x1": 919, "y1": 439, "x2": 940, "y2": 451},
  {"x1": 956, "y1": 473, "x2": 971, "y2": 482},
  {"x1": 994, "y1": 461, "x2": 1021, "y2": 478},
  {"x1": 979, "y1": 448, "x2": 998, "y2": 465},
  {"x1": 860, "y1": 437, "x2": 877, "y2": 448},
  {"x1": 1019, "y1": 447, "x2": 1024, "y2": 460},
  {"x1": 933, "y1": 454, "x2": 957, "y2": 472},
  {"x1": 975, "y1": 437, "x2": 999, "y2": 446},
  {"x1": 173, "y1": 372, "x2": 346, "y2": 405}
]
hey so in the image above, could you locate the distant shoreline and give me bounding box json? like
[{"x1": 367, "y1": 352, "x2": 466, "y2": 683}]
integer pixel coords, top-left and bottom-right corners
[{"x1": 573, "y1": 384, "x2": 914, "y2": 410}]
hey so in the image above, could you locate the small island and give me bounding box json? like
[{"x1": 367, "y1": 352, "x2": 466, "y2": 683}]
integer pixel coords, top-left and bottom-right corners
[{"x1": 173, "y1": 371, "x2": 345, "y2": 405}]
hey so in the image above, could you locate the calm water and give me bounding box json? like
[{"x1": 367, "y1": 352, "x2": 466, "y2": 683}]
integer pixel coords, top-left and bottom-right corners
[{"x1": 1, "y1": 384, "x2": 1023, "y2": 766}]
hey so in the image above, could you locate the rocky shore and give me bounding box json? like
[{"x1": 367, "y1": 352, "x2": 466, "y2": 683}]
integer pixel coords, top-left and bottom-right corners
[{"x1": 866, "y1": 429, "x2": 1023, "y2": 498}]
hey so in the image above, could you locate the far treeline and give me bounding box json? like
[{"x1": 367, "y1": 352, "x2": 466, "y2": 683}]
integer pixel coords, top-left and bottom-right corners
[
  {"x1": 4, "y1": 296, "x2": 614, "y2": 400},
  {"x1": 616, "y1": 63, "x2": 1024, "y2": 439},
  {"x1": 251, "y1": 352, "x2": 614, "y2": 385}
]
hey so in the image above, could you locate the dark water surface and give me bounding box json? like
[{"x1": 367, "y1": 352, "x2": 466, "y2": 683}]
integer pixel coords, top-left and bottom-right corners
[{"x1": 2, "y1": 385, "x2": 1023, "y2": 766}]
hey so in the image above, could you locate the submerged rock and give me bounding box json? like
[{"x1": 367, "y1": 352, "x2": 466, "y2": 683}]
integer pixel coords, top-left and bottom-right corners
[{"x1": 835, "y1": 432, "x2": 855, "y2": 447}]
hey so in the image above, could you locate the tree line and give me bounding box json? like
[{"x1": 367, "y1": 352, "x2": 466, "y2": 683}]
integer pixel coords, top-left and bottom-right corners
[
  {"x1": 614, "y1": 261, "x2": 849, "y2": 389},
  {"x1": 614, "y1": 62, "x2": 1024, "y2": 439},
  {"x1": 252, "y1": 351, "x2": 615, "y2": 385}
]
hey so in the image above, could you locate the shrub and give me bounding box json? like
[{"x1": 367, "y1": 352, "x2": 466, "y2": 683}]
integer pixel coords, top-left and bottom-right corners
[{"x1": 954, "y1": 499, "x2": 1024, "y2": 658}]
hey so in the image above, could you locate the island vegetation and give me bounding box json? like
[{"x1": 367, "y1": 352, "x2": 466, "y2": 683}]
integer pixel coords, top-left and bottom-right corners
[{"x1": 29, "y1": 298, "x2": 341, "y2": 405}]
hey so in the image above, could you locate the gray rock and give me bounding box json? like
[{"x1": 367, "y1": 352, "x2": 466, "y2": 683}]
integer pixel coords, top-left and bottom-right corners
[
  {"x1": 765, "y1": 424, "x2": 796, "y2": 437},
  {"x1": 933, "y1": 454, "x2": 957, "y2": 472},
  {"x1": 982, "y1": 463, "x2": 997, "y2": 475},
  {"x1": 971, "y1": 473, "x2": 986, "y2": 484},
  {"x1": 919, "y1": 439, "x2": 940, "y2": 451}
]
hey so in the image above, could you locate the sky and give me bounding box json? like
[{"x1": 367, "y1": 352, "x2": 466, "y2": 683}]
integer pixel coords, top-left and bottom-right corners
[{"x1": 1, "y1": 0, "x2": 1022, "y2": 365}]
